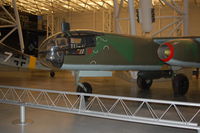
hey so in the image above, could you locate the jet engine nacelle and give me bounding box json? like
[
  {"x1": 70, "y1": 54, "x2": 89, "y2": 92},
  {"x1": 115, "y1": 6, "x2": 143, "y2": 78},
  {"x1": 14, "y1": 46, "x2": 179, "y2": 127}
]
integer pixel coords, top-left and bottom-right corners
[
  {"x1": 38, "y1": 33, "x2": 67, "y2": 69},
  {"x1": 157, "y1": 38, "x2": 200, "y2": 68}
]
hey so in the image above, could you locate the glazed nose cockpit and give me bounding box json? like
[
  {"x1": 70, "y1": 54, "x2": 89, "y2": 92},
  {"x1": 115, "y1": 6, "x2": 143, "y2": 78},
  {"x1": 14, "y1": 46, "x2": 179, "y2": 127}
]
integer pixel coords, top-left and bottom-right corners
[
  {"x1": 38, "y1": 33, "x2": 67, "y2": 69},
  {"x1": 38, "y1": 31, "x2": 98, "y2": 69}
]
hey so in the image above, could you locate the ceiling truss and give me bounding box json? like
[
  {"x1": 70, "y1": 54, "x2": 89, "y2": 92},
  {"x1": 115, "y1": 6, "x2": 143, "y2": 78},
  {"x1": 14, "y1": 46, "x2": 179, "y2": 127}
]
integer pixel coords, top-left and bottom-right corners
[{"x1": 2, "y1": 0, "x2": 198, "y2": 15}]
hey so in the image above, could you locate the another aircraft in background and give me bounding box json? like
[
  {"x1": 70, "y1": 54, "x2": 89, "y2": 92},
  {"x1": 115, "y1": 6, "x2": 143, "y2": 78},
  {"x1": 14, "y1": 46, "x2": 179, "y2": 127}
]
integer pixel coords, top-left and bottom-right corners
[
  {"x1": 0, "y1": 42, "x2": 46, "y2": 70},
  {"x1": 1, "y1": 30, "x2": 200, "y2": 99}
]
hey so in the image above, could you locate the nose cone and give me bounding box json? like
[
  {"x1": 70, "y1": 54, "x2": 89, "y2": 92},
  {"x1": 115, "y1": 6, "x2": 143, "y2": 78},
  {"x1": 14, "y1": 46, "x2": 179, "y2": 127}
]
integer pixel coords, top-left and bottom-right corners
[
  {"x1": 157, "y1": 42, "x2": 174, "y2": 62},
  {"x1": 38, "y1": 33, "x2": 67, "y2": 69}
]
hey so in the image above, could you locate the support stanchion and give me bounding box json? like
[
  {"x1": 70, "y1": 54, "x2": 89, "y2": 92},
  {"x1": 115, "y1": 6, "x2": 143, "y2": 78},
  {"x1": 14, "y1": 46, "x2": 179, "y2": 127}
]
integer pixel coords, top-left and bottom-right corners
[
  {"x1": 12, "y1": 105, "x2": 33, "y2": 125},
  {"x1": 79, "y1": 95, "x2": 86, "y2": 111},
  {"x1": 20, "y1": 105, "x2": 25, "y2": 124}
]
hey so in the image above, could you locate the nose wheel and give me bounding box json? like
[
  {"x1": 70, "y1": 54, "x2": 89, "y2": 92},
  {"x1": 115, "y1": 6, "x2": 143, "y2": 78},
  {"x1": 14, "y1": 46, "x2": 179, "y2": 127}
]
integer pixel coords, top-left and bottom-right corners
[
  {"x1": 76, "y1": 82, "x2": 93, "y2": 101},
  {"x1": 172, "y1": 74, "x2": 189, "y2": 96},
  {"x1": 137, "y1": 76, "x2": 153, "y2": 90},
  {"x1": 50, "y1": 71, "x2": 55, "y2": 78}
]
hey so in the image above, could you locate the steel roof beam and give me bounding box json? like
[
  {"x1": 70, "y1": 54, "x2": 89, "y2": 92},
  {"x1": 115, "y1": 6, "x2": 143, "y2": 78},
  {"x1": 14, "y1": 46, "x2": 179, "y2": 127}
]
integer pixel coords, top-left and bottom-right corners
[
  {"x1": 67, "y1": 0, "x2": 91, "y2": 11},
  {"x1": 76, "y1": 0, "x2": 98, "y2": 10},
  {"x1": 89, "y1": 0, "x2": 107, "y2": 10},
  {"x1": 101, "y1": 0, "x2": 113, "y2": 8},
  {"x1": 59, "y1": 0, "x2": 83, "y2": 12}
]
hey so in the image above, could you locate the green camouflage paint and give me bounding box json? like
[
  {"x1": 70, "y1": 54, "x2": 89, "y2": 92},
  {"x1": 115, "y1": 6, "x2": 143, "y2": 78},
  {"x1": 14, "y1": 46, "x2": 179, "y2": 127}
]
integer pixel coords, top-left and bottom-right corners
[{"x1": 89, "y1": 34, "x2": 134, "y2": 63}]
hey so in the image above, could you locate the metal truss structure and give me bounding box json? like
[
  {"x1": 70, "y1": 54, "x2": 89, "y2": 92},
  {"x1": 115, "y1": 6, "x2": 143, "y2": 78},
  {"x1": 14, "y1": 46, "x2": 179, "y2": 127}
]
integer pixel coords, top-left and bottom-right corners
[
  {"x1": 1, "y1": 0, "x2": 197, "y2": 36},
  {"x1": 46, "y1": 9, "x2": 113, "y2": 36},
  {"x1": 42, "y1": 0, "x2": 198, "y2": 36},
  {"x1": 0, "y1": 85, "x2": 200, "y2": 132},
  {"x1": 46, "y1": 14, "x2": 61, "y2": 37},
  {"x1": 102, "y1": 9, "x2": 113, "y2": 32},
  {"x1": 0, "y1": 0, "x2": 24, "y2": 52},
  {"x1": 0, "y1": 0, "x2": 114, "y2": 14},
  {"x1": 113, "y1": 0, "x2": 136, "y2": 34},
  {"x1": 2, "y1": 0, "x2": 199, "y2": 15},
  {"x1": 153, "y1": 0, "x2": 189, "y2": 37},
  {"x1": 113, "y1": 0, "x2": 191, "y2": 36}
]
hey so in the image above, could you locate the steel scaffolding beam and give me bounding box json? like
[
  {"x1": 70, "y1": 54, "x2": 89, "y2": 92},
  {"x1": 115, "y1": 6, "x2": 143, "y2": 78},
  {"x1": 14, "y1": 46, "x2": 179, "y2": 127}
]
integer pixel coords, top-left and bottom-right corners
[
  {"x1": 0, "y1": 0, "x2": 24, "y2": 52},
  {"x1": 183, "y1": 0, "x2": 189, "y2": 36},
  {"x1": 0, "y1": 85, "x2": 200, "y2": 132},
  {"x1": 152, "y1": 0, "x2": 188, "y2": 37},
  {"x1": 128, "y1": 0, "x2": 136, "y2": 35}
]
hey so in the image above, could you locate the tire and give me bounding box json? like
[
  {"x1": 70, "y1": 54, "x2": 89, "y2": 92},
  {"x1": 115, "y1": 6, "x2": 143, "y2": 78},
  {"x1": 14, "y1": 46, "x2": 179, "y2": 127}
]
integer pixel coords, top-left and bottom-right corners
[
  {"x1": 172, "y1": 74, "x2": 189, "y2": 96},
  {"x1": 137, "y1": 76, "x2": 153, "y2": 90},
  {"x1": 76, "y1": 82, "x2": 92, "y2": 101},
  {"x1": 50, "y1": 71, "x2": 55, "y2": 78}
]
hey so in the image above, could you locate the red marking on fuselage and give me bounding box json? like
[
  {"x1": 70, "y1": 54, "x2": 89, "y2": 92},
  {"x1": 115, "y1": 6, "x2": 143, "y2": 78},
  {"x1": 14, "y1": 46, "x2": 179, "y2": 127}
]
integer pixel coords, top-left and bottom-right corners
[
  {"x1": 87, "y1": 48, "x2": 93, "y2": 54},
  {"x1": 161, "y1": 42, "x2": 174, "y2": 62}
]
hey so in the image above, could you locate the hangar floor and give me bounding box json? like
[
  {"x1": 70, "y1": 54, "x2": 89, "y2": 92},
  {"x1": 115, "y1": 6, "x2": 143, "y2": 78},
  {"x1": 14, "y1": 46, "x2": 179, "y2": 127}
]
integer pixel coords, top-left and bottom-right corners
[{"x1": 0, "y1": 68, "x2": 199, "y2": 133}]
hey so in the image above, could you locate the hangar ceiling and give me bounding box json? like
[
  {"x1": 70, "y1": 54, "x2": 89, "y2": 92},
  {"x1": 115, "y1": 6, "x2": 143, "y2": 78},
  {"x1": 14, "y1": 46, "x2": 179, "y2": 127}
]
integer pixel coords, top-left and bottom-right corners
[{"x1": 1, "y1": 0, "x2": 199, "y2": 15}]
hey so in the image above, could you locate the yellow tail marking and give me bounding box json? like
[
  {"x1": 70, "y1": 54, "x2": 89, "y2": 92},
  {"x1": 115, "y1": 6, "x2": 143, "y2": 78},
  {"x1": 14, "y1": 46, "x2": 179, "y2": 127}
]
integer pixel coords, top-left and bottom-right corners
[{"x1": 28, "y1": 56, "x2": 37, "y2": 69}]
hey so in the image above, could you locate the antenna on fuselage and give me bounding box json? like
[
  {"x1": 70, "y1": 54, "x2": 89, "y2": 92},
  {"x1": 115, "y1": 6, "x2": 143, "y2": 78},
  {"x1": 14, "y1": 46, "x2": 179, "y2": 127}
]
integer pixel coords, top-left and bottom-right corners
[{"x1": 61, "y1": 22, "x2": 70, "y2": 33}]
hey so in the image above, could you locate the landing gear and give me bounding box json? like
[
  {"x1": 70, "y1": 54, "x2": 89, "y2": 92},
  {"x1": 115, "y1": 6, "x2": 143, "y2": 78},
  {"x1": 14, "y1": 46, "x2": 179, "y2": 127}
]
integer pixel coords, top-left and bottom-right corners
[
  {"x1": 137, "y1": 76, "x2": 153, "y2": 90},
  {"x1": 136, "y1": 70, "x2": 172, "y2": 90},
  {"x1": 76, "y1": 82, "x2": 93, "y2": 101},
  {"x1": 50, "y1": 71, "x2": 55, "y2": 78},
  {"x1": 136, "y1": 71, "x2": 189, "y2": 96},
  {"x1": 172, "y1": 74, "x2": 189, "y2": 96}
]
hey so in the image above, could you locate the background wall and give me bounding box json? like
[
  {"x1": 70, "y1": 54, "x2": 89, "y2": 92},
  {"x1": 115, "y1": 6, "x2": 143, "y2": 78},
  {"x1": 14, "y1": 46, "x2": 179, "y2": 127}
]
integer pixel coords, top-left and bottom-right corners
[{"x1": 42, "y1": 2, "x2": 200, "y2": 37}]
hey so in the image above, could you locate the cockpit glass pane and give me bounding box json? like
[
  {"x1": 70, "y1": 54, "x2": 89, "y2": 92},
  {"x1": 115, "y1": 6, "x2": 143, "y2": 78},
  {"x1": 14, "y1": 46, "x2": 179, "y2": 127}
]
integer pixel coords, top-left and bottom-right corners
[{"x1": 38, "y1": 33, "x2": 67, "y2": 69}]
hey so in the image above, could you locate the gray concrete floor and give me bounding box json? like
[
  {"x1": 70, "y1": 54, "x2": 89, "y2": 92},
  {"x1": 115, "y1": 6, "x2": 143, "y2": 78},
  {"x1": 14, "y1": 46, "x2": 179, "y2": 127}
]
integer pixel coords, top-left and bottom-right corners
[{"x1": 0, "y1": 68, "x2": 199, "y2": 133}]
